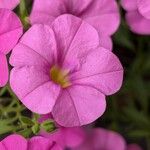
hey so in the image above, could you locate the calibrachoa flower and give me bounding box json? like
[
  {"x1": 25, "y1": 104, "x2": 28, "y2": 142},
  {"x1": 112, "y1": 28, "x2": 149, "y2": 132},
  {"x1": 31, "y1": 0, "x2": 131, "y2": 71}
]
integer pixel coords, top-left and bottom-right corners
[
  {"x1": 0, "y1": 0, "x2": 20, "y2": 10},
  {"x1": 0, "y1": 8, "x2": 23, "y2": 87},
  {"x1": 0, "y1": 134, "x2": 62, "y2": 150},
  {"x1": 10, "y1": 15, "x2": 123, "y2": 127},
  {"x1": 74, "y1": 128, "x2": 143, "y2": 150},
  {"x1": 121, "y1": 0, "x2": 150, "y2": 34},
  {"x1": 30, "y1": 0, "x2": 120, "y2": 50},
  {"x1": 41, "y1": 127, "x2": 85, "y2": 149},
  {"x1": 39, "y1": 114, "x2": 85, "y2": 149}
]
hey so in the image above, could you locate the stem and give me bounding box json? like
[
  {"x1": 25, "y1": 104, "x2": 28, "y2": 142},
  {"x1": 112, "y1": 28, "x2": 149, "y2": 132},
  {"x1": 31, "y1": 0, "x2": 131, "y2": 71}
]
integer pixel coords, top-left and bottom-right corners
[{"x1": 19, "y1": 0, "x2": 30, "y2": 29}]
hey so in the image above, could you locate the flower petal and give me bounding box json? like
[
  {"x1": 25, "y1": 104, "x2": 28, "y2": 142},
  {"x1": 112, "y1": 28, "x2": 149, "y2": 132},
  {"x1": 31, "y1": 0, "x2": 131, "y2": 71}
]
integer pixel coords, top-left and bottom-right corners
[
  {"x1": 70, "y1": 47, "x2": 123, "y2": 95},
  {"x1": 0, "y1": 143, "x2": 5, "y2": 150},
  {"x1": 121, "y1": 0, "x2": 138, "y2": 11},
  {"x1": 0, "y1": 0, "x2": 19, "y2": 10},
  {"x1": 0, "y1": 53, "x2": 8, "y2": 87},
  {"x1": 91, "y1": 128, "x2": 126, "y2": 150},
  {"x1": 30, "y1": 0, "x2": 67, "y2": 25},
  {"x1": 81, "y1": 0, "x2": 120, "y2": 35},
  {"x1": 10, "y1": 67, "x2": 60, "y2": 114},
  {"x1": 52, "y1": 14, "x2": 99, "y2": 68},
  {"x1": 52, "y1": 85, "x2": 106, "y2": 127},
  {"x1": 10, "y1": 43, "x2": 50, "y2": 68},
  {"x1": 20, "y1": 24, "x2": 57, "y2": 65},
  {"x1": 126, "y1": 11, "x2": 150, "y2": 34},
  {"x1": 63, "y1": 127, "x2": 85, "y2": 148},
  {"x1": 28, "y1": 136, "x2": 53, "y2": 150},
  {"x1": 99, "y1": 35, "x2": 112, "y2": 51},
  {"x1": 0, "y1": 9, "x2": 23, "y2": 54},
  {"x1": 1, "y1": 134, "x2": 27, "y2": 150},
  {"x1": 137, "y1": 0, "x2": 150, "y2": 19}
]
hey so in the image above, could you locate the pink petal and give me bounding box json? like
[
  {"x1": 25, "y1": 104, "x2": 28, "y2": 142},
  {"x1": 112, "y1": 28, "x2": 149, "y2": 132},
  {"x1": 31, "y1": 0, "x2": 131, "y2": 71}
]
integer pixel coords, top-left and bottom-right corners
[
  {"x1": 30, "y1": 0, "x2": 67, "y2": 25},
  {"x1": 10, "y1": 43, "x2": 50, "y2": 68},
  {"x1": 137, "y1": 0, "x2": 150, "y2": 19},
  {"x1": 30, "y1": 11, "x2": 55, "y2": 26},
  {"x1": 63, "y1": 127, "x2": 85, "y2": 148},
  {"x1": 70, "y1": 47, "x2": 123, "y2": 95},
  {"x1": 51, "y1": 144, "x2": 62, "y2": 150},
  {"x1": 20, "y1": 24, "x2": 57, "y2": 65},
  {"x1": 41, "y1": 126, "x2": 85, "y2": 148},
  {"x1": 0, "y1": 53, "x2": 8, "y2": 87},
  {"x1": 1, "y1": 134, "x2": 27, "y2": 150},
  {"x1": 0, "y1": 0, "x2": 19, "y2": 10},
  {"x1": 30, "y1": 0, "x2": 120, "y2": 36},
  {"x1": 0, "y1": 143, "x2": 5, "y2": 150},
  {"x1": 99, "y1": 35, "x2": 112, "y2": 50},
  {"x1": 91, "y1": 128, "x2": 126, "y2": 150},
  {"x1": 41, "y1": 129, "x2": 64, "y2": 148},
  {"x1": 28, "y1": 136, "x2": 53, "y2": 150},
  {"x1": 51, "y1": 14, "x2": 99, "y2": 67},
  {"x1": 126, "y1": 10, "x2": 150, "y2": 34},
  {"x1": 52, "y1": 85, "x2": 106, "y2": 127},
  {"x1": 121, "y1": 0, "x2": 138, "y2": 11},
  {"x1": 65, "y1": 0, "x2": 92, "y2": 15},
  {"x1": 10, "y1": 67, "x2": 60, "y2": 114},
  {"x1": 0, "y1": 9, "x2": 23, "y2": 54},
  {"x1": 127, "y1": 144, "x2": 143, "y2": 150},
  {"x1": 80, "y1": 0, "x2": 120, "y2": 35}
]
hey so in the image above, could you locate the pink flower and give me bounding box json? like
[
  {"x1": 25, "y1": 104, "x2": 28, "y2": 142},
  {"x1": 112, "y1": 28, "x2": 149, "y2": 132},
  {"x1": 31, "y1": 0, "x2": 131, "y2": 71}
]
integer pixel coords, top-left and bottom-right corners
[
  {"x1": 74, "y1": 128, "x2": 143, "y2": 150},
  {"x1": 0, "y1": 0, "x2": 20, "y2": 10},
  {"x1": 75, "y1": 128, "x2": 126, "y2": 150},
  {"x1": 39, "y1": 114, "x2": 86, "y2": 149},
  {"x1": 41, "y1": 127, "x2": 85, "y2": 149},
  {"x1": 121, "y1": 0, "x2": 150, "y2": 34},
  {"x1": 0, "y1": 134, "x2": 62, "y2": 150},
  {"x1": 0, "y1": 9, "x2": 23, "y2": 87},
  {"x1": 30, "y1": 0, "x2": 120, "y2": 50},
  {"x1": 10, "y1": 15, "x2": 123, "y2": 127}
]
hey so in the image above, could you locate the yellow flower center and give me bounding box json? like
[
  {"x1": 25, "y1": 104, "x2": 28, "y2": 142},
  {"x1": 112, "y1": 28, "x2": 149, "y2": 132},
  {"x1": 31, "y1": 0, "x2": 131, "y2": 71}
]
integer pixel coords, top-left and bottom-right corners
[{"x1": 50, "y1": 65, "x2": 71, "y2": 88}]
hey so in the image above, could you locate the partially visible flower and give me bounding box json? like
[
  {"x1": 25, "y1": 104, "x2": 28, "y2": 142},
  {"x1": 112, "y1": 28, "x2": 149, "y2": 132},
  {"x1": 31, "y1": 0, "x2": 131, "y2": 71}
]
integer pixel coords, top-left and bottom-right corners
[
  {"x1": 0, "y1": 134, "x2": 62, "y2": 150},
  {"x1": 0, "y1": 0, "x2": 20, "y2": 10},
  {"x1": 30, "y1": 0, "x2": 120, "y2": 50},
  {"x1": 74, "y1": 128, "x2": 143, "y2": 150},
  {"x1": 121, "y1": 0, "x2": 150, "y2": 34},
  {"x1": 0, "y1": 8, "x2": 23, "y2": 87},
  {"x1": 75, "y1": 128, "x2": 126, "y2": 150},
  {"x1": 39, "y1": 114, "x2": 86, "y2": 149},
  {"x1": 10, "y1": 15, "x2": 123, "y2": 127}
]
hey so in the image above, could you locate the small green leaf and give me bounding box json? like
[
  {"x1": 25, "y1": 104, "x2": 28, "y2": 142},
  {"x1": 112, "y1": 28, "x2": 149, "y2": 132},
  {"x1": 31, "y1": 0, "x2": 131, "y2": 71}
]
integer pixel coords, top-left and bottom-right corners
[
  {"x1": 18, "y1": 128, "x2": 32, "y2": 138},
  {"x1": 41, "y1": 120, "x2": 56, "y2": 133},
  {"x1": 20, "y1": 116, "x2": 34, "y2": 126},
  {"x1": 32, "y1": 124, "x2": 40, "y2": 134}
]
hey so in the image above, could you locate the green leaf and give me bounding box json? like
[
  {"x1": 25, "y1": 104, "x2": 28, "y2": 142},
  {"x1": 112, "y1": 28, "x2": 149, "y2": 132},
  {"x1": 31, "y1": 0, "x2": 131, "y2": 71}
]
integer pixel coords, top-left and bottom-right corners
[
  {"x1": 32, "y1": 124, "x2": 40, "y2": 134},
  {"x1": 20, "y1": 116, "x2": 34, "y2": 126},
  {"x1": 18, "y1": 128, "x2": 32, "y2": 138},
  {"x1": 41, "y1": 120, "x2": 56, "y2": 133}
]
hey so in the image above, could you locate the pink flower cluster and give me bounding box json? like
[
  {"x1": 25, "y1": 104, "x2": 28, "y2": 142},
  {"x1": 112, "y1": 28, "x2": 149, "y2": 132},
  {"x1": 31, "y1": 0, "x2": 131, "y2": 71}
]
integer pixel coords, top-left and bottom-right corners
[
  {"x1": 0, "y1": 128, "x2": 142, "y2": 150},
  {"x1": 0, "y1": 0, "x2": 147, "y2": 149},
  {"x1": 0, "y1": 134, "x2": 62, "y2": 150},
  {"x1": 121, "y1": 0, "x2": 150, "y2": 34}
]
